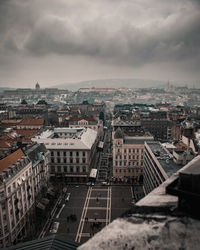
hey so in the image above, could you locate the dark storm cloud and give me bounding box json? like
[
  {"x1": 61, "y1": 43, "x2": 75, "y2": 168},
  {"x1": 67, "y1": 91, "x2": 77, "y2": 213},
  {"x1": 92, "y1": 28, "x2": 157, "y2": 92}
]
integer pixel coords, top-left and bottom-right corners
[{"x1": 0, "y1": 0, "x2": 200, "y2": 86}]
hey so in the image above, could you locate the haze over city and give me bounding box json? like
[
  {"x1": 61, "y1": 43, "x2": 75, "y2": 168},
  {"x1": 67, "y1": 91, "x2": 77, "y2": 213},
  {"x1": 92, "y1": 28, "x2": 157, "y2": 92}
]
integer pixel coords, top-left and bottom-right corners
[
  {"x1": 0, "y1": 0, "x2": 200, "y2": 88},
  {"x1": 1, "y1": 1, "x2": 200, "y2": 250}
]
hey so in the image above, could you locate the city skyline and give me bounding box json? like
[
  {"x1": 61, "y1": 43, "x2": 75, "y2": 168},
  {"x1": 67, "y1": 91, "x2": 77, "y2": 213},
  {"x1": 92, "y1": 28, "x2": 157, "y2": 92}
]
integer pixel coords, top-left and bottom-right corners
[{"x1": 0, "y1": 0, "x2": 200, "y2": 88}]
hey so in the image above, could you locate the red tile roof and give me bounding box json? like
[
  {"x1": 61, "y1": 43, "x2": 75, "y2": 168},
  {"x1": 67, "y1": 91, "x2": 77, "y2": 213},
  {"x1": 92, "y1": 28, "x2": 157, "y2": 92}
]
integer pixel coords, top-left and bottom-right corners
[
  {"x1": 19, "y1": 118, "x2": 44, "y2": 126},
  {"x1": 0, "y1": 140, "x2": 13, "y2": 149},
  {"x1": 1, "y1": 119, "x2": 22, "y2": 124},
  {"x1": 15, "y1": 129, "x2": 40, "y2": 137},
  {"x1": 0, "y1": 149, "x2": 25, "y2": 173}
]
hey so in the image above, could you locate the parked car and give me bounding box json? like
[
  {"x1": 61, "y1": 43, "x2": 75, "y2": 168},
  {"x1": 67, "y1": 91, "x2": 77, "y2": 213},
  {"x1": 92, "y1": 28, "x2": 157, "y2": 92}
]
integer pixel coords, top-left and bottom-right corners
[{"x1": 50, "y1": 222, "x2": 59, "y2": 233}]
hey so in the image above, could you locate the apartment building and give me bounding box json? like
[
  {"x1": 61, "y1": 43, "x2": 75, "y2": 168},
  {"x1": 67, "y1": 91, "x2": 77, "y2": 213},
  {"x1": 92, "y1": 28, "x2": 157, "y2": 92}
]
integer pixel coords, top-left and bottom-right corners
[
  {"x1": 0, "y1": 149, "x2": 33, "y2": 248},
  {"x1": 69, "y1": 117, "x2": 103, "y2": 139},
  {"x1": 143, "y1": 141, "x2": 183, "y2": 195},
  {"x1": 32, "y1": 127, "x2": 98, "y2": 183},
  {"x1": 16, "y1": 118, "x2": 44, "y2": 130},
  {"x1": 0, "y1": 144, "x2": 49, "y2": 248},
  {"x1": 113, "y1": 128, "x2": 153, "y2": 183}
]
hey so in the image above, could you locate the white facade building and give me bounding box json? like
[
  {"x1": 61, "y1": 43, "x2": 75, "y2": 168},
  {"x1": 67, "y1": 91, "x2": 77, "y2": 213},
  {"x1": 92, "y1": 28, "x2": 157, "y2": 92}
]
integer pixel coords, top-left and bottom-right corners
[{"x1": 32, "y1": 127, "x2": 98, "y2": 182}]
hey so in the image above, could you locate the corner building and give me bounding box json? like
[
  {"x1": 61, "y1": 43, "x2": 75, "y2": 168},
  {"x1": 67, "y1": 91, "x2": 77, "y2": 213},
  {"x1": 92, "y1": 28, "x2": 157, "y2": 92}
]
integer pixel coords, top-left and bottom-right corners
[
  {"x1": 113, "y1": 128, "x2": 153, "y2": 183},
  {"x1": 0, "y1": 145, "x2": 49, "y2": 248},
  {"x1": 33, "y1": 127, "x2": 98, "y2": 183}
]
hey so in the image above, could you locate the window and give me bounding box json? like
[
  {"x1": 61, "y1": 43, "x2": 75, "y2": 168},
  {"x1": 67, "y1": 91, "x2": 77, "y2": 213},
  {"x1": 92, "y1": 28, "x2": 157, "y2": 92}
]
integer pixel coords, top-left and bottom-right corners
[
  {"x1": 64, "y1": 152, "x2": 66, "y2": 156},
  {"x1": 70, "y1": 158, "x2": 73, "y2": 163},
  {"x1": 51, "y1": 152, "x2": 54, "y2": 156},
  {"x1": 1, "y1": 203, "x2": 5, "y2": 210},
  {"x1": 4, "y1": 225, "x2": 8, "y2": 233},
  {"x1": 76, "y1": 167, "x2": 79, "y2": 173},
  {"x1": 70, "y1": 152, "x2": 73, "y2": 157},
  {"x1": 83, "y1": 152, "x2": 85, "y2": 157},
  {"x1": 70, "y1": 167, "x2": 73, "y2": 172},
  {"x1": 51, "y1": 158, "x2": 54, "y2": 163},
  {"x1": 57, "y1": 166, "x2": 61, "y2": 172},
  {"x1": 83, "y1": 166, "x2": 86, "y2": 172},
  {"x1": 57, "y1": 151, "x2": 60, "y2": 156},
  {"x1": 64, "y1": 166, "x2": 67, "y2": 172},
  {"x1": 51, "y1": 166, "x2": 55, "y2": 173},
  {"x1": 57, "y1": 158, "x2": 60, "y2": 163},
  {"x1": 83, "y1": 158, "x2": 86, "y2": 163},
  {"x1": 11, "y1": 220, "x2": 15, "y2": 228},
  {"x1": 64, "y1": 158, "x2": 66, "y2": 163},
  {"x1": 76, "y1": 152, "x2": 79, "y2": 157},
  {"x1": 76, "y1": 158, "x2": 79, "y2": 164},
  {"x1": 7, "y1": 186, "x2": 11, "y2": 194},
  {"x1": 0, "y1": 191, "x2": 4, "y2": 199}
]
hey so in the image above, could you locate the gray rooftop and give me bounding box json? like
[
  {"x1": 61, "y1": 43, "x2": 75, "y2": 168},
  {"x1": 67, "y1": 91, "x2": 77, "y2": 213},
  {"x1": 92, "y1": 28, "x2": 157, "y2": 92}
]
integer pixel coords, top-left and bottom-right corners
[
  {"x1": 124, "y1": 136, "x2": 154, "y2": 145},
  {"x1": 180, "y1": 155, "x2": 200, "y2": 175},
  {"x1": 146, "y1": 141, "x2": 183, "y2": 177}
]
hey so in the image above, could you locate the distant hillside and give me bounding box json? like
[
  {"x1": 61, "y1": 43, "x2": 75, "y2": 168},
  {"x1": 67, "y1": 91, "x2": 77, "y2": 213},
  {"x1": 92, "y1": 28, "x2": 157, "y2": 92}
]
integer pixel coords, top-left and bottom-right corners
[
  {"x1": 54, "y1": 78, "x2": 168, "y2": 91},
  {"x1": 0, "y1": 87, "x2": 15, "y2": 92}
]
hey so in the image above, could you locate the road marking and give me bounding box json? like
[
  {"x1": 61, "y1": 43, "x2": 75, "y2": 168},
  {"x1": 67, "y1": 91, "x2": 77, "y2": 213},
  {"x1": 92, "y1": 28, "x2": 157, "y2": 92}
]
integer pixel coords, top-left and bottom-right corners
[
  {"x1": 87, "y1": 207, "x2": 107, "y2": 210},
  {"x1": 81, "y1": 233, "x2": 91, "y2": 237},
  {"x1": 75, "y1": 187, "x2": 91, "y2": 242},
  {"x1": 56, "y1": 204, "x2": 65, "y2": 218},
  {"x1": 92, "y1": 188, "x2": 108, "y2": 191},
  {"x1": 109, "y1": 187, "x2": 112, "y2": 224},
  {"x1": 88, "y1": 218, "x2": 107, "y2": 222},
  {"x1": 77, "y1": 187, "x2": 92, "y2": 243},
  {"x1": 106, "y1": 187, "x2": 112, "y2": 225},
  {"x1": 89, "y1": 197, "x2": 107, "y2": 200}
]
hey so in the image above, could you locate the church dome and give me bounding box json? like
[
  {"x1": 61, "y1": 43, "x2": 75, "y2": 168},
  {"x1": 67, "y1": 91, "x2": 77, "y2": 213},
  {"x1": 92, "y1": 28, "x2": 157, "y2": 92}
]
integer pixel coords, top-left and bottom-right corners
[{"x1": 35, "y1": 82, "x2": 40, "y2": 90}]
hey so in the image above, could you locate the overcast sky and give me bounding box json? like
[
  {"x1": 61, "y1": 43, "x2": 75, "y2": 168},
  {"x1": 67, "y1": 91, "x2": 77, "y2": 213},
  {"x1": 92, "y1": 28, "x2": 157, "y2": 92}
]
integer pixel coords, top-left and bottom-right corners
[{"x1": 0, "y1": 0, "x2": 200, "y2": 88}]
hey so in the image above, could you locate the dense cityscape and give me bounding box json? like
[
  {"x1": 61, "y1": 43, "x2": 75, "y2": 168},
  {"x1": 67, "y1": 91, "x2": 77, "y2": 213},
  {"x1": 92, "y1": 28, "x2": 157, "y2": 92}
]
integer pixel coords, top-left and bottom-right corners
[
  {"x1": 0, "y1": 83, "x2": 200, "y2": 249},
  {"x1": 1, "y1": 0, "x2": 200, "y2": 249}
]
